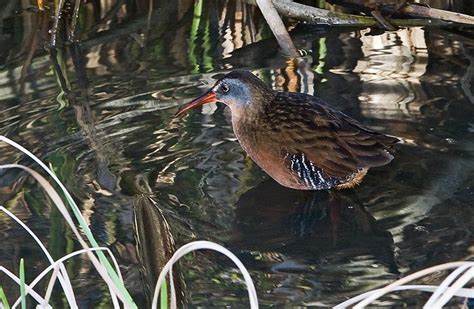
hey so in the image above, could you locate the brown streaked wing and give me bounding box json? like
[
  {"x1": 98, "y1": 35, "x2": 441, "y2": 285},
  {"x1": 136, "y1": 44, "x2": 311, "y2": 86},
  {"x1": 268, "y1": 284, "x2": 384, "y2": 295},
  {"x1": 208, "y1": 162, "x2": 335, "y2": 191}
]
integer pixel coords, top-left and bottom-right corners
[{"x1": 264, "y1": 92, "x2": 398, "y2": 179}]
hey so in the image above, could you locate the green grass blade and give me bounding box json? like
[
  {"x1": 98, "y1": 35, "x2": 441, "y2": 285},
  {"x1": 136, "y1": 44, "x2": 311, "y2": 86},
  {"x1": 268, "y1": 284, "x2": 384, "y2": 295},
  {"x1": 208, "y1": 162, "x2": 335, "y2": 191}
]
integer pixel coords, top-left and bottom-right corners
[
  {"x1": 19, "y1": 258, "x2": 26, "y2": 309},
  {"x1": 188, "y1": 0, "x2": 203, "y2": 73},
  {"x1": 160, "y1": 281, "x2": 168, "y2": 309},
  {"x1": 0, "y1": 137, "x2": 136, "y2": 308},
  {"x1": 59, "y1": 176, "x2": 135, "y2": 306},
  {"x1": 0, "y1": 286, "x2": 10, "y2": 309}
]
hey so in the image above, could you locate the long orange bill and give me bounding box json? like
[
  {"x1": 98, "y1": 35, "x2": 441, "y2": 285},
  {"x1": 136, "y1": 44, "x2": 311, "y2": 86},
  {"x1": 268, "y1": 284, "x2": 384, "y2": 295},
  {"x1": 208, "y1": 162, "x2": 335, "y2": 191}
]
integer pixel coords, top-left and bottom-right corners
[{"x1": 175, "y1": 90, "x2": 217, "y2": 117}]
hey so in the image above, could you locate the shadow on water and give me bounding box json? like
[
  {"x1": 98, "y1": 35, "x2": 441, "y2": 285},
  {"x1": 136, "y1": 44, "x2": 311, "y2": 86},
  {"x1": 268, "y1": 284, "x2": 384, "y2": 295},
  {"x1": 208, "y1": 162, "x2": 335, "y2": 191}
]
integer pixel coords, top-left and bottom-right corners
[
  {"x1": 235, "y1": 181, "x2": 397, "y2": 268},
  {"x1": 0, "y1": 0, "x2": 473, "y2": 307},
  {"x1": 233, "y1": 180, "x2": 399, "y2": 304}
]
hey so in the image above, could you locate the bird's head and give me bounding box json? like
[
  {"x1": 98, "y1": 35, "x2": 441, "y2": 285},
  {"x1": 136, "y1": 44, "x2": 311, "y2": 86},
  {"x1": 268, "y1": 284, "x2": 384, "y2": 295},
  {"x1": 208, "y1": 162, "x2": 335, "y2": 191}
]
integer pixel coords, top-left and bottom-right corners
[{"x1": 175, "y1": 70, "x2": 272, "y2": 118}]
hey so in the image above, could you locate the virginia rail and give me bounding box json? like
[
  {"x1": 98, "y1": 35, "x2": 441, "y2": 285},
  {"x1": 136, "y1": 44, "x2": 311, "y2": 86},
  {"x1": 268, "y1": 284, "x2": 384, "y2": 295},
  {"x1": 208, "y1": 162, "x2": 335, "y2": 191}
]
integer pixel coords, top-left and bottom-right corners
[{"x1": 175, "y1": 70, "x2": 398, "y2": 190}]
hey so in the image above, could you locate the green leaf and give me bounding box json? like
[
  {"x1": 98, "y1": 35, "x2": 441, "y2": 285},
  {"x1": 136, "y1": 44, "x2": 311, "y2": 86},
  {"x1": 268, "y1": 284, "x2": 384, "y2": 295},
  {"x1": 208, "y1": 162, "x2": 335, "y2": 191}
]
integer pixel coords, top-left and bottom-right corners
[
  {"x1": 20, "y1": 258, "x2": 26, "y2": 309},
  {"x1": 160, "y1": 281, "x2": 168, "y2": 309},
  {"x1": 49, "y1": 164, "x2": 137, "y2": 308},
  {"x1": 0, "y1": 286, "x2": 10, "y2": 309}
]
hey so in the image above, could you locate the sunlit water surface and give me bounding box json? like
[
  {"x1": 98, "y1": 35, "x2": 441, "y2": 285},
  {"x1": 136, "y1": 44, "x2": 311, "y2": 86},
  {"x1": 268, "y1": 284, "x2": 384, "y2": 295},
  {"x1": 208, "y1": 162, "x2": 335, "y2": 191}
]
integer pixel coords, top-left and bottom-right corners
[{"x1": 0, "y1": 1, "x2": 473, "y2": 307}]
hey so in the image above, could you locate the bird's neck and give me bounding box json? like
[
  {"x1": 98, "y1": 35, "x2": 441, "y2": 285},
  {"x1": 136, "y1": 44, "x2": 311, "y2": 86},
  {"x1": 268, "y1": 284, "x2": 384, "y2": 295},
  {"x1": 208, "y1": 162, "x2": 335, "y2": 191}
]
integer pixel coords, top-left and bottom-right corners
[
  {"x1": 231, "y1": 90, "x2": 275, "y2": 150},
  {"x1": 231, "y1": 90, "x2": 275, "y2": 126}
]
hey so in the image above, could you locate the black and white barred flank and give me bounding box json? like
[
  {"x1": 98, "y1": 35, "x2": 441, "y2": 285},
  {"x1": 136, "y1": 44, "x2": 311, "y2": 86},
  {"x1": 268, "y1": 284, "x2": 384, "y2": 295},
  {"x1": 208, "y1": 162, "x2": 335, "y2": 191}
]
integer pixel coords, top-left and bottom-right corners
[{"x1": 285, "y1": 152, "x2": 358, "y2": 190}]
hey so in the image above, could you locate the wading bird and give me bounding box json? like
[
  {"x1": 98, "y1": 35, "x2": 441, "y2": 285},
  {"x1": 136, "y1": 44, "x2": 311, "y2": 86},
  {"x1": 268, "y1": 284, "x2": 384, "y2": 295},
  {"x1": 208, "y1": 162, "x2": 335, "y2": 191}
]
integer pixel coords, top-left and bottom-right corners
[{"x1": 176, "y1": 70, "x2": 398, "y2": 190}]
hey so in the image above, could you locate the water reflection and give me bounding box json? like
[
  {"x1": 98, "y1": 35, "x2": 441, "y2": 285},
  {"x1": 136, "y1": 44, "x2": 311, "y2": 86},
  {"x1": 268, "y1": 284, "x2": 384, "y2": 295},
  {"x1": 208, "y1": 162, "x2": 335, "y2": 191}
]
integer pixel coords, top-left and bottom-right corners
[
  {"x1": 233, "y1": 181, "x2": 399, "y2": 305},
  {"x1": 0, "y1": 0, "x2": 473, "y2": 307},
  {"x1": 133, "y1": 193, "x2": 185, "y2": 307}
]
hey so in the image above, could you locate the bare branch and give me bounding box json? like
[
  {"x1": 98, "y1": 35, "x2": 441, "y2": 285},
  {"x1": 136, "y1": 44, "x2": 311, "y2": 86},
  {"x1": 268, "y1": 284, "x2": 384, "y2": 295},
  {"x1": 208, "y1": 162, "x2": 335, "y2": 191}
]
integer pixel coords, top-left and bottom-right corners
[
  {"x1": 246, "y1": 0, "x2": 451, "y2": 27},
  {"x1": 401, "y1": 4, "x2": 474, "y2": 25},
  {"x1": 256, "y1": 0, "x2": 299, "y2": 57}
]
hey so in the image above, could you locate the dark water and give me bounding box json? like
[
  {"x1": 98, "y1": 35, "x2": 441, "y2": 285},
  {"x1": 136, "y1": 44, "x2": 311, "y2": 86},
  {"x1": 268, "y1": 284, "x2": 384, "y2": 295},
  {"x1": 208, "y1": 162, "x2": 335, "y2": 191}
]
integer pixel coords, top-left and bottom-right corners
[{"x1": 0, "y1": 0, "x2": 473, "y2": 307}]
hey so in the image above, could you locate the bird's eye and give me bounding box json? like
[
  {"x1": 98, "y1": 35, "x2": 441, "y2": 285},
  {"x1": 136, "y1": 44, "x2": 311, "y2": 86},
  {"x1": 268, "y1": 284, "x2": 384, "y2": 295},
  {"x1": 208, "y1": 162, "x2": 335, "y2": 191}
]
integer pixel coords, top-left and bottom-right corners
[{"x1": 221, "y1": 83, "x2": 230, "y2": 93}]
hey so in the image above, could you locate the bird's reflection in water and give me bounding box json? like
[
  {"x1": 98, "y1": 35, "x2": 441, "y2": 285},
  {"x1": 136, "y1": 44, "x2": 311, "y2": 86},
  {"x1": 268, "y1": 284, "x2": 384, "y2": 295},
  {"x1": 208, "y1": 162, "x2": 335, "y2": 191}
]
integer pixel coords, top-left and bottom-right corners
[{"x1": 234, "y1": 180, "x2": 399, "y2": 276}]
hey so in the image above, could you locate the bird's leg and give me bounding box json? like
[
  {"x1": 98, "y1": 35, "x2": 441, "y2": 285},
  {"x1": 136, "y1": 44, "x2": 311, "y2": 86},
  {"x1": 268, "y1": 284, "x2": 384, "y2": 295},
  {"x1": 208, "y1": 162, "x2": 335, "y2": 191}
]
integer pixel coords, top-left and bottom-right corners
[
  {"x1": 327, "y1": 191, "x2": 344, "y2": 245},
  {"x1": 330, "y1": 189, "x2": 374, "y2": 234},
  {"x1": 342, "y1": 188, "x2": 372, "y2": 233}
]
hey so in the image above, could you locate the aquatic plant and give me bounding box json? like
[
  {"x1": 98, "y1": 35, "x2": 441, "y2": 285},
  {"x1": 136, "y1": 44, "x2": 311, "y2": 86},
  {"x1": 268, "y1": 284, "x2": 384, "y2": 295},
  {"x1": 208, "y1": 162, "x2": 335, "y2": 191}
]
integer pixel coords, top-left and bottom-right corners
[
  {"x1": 332, "y1": 261, "x2": 474, "y2": 307},
  {"x1": 0, "y1": 135, "x2": 472, "y2": 307},
  {"x1": 0, "y1": 136, "x2": 258, "y2": 308}
]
